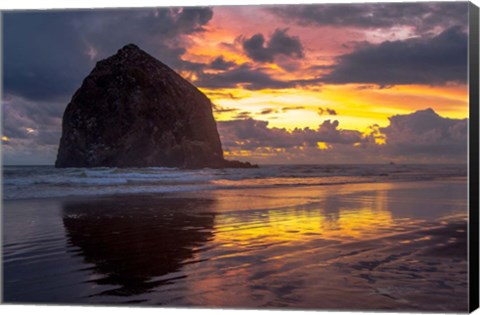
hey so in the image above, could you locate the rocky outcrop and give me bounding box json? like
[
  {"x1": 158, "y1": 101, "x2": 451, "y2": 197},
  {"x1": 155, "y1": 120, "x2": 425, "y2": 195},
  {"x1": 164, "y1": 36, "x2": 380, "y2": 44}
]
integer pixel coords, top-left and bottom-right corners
[{"x1": 55, "y1": 44, "x2": 256, "y2": 169}]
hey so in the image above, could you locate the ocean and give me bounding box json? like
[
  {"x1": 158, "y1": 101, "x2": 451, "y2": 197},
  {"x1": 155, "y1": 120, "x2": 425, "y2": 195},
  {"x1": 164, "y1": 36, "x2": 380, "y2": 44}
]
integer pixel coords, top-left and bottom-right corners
[
  {"x1": 2, "y1": 163, "x2": 467, "y2": 200},
  {"x1": 2, "y1": 163, "x2": 469, "y2": 310}
]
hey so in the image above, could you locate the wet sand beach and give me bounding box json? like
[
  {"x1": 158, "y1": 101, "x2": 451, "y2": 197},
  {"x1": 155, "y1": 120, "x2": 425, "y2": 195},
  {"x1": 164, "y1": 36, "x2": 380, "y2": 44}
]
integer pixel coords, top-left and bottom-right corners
[{"x1": 3, "y1": 179, "x2": 468, "y2": 311}]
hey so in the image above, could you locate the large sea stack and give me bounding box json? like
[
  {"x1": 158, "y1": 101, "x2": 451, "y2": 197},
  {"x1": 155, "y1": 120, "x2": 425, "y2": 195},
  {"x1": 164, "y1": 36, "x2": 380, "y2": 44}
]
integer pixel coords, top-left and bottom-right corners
[{"x1": 55, "y1": 44, "x2": 255, "y2": 169}]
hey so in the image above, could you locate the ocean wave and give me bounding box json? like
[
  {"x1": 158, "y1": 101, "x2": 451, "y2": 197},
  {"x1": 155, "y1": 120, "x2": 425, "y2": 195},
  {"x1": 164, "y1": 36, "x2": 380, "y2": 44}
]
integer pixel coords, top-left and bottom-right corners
[{"x1": 2, "y1": 164, "x2": 467, "y2": 200}]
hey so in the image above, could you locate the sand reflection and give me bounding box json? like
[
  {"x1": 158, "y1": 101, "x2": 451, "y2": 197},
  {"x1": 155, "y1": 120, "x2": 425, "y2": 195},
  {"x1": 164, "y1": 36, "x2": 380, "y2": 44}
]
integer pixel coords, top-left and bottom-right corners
[
  {"x1": 211, "y1": 189, "x2": 395, "y2": 246},
  {"x1": 62, "y1": 195, "x2": 216, "y2": 297},
  {"x1": 53, "y1": 181, "x2": 467, "y2": 309}
]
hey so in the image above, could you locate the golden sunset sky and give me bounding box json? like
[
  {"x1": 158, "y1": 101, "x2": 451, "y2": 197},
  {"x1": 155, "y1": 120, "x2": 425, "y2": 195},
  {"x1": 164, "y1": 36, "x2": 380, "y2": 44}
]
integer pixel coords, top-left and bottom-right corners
[
  {"x1": 2, "y1": 3, "x2": 471, "y2": 164},
  {"x1": 184, "y1": 6, "x2": 468, "y2": 131}
]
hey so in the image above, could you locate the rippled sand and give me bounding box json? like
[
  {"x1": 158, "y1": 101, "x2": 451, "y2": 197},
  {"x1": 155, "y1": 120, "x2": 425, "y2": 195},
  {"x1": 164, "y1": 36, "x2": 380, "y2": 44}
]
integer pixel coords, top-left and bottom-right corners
[{"x1": 3, "y1": 179, "x2": 468, "y2": 311}]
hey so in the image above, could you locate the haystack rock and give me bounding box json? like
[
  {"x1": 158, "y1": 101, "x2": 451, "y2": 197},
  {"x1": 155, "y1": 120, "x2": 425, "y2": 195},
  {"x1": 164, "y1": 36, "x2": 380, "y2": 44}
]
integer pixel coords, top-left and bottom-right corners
[{"x1": 55, "y1": 44, "x2": 256, "y2": 169}]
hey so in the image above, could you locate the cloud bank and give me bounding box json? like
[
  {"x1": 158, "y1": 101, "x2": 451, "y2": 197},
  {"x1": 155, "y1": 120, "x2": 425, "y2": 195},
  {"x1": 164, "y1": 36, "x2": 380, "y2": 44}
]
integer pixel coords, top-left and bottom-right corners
[
  {"x1": 3, "y1": 8, "x2": 214, "y2": 102},
  {"x1": 217, "y1": 109, "x2": 467, "y2": 164},
  {"x1": 268, "y1": 2, "x2": 468, "y2": 33},
  {"x1": 379, "y1": 108, "x2": 468, "y2": 159},
  {"x1": 323, "y1": 27, "x2": 468, "y2": 86}
]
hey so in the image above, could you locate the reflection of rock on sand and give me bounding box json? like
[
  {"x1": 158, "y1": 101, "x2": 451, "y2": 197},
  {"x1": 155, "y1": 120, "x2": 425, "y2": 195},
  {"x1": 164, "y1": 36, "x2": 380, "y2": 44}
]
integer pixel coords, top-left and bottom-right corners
[{"x1": 62, "y1": 195, "x2": 216, "y2": 297}]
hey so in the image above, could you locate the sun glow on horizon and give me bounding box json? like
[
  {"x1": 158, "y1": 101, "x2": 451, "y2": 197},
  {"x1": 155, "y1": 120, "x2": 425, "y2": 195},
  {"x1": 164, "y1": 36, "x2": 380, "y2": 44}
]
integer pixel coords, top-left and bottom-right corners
[{"x1": 203, "y1": 82, "x2": 468, "y2": 134}]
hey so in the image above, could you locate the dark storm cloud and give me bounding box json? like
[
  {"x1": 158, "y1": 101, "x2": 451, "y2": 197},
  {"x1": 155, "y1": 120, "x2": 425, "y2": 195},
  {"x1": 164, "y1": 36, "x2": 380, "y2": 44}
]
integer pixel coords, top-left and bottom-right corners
[
  {"x1": 268, "y1": 2, "x2": 468, "y2": 33},
  {"x1": 323, "y1": 27, "x2": 468, "y2": 86},
  {"x1": 195, "y1": 60, "x2": 324, "y2": 90},
  {"x1": 3, "y1": 7, "x2": 214, "y2": 102},
  {"x1": 171, "y1": 7, "x2": 213, "y2": 32},
  {"x1": 2, "y1": 95, "x2": 63, "y2": 147},
  {"x1": 210, "y1": 56, "x2": 237, "y2": 70},
  {"x1": 3, "y1": 12, "x2": 91, "y2": 101},
  {"x1": 80, "y1": 7, "x2": 214, "y2": 69},
  {"x1": 218, "y1": 118, "x2": 362, "y2": 150},
  {"x1": 178, "y1": 56, "x2": 237, "y2": 76},
  {"x1": 242, "y1": 29, "x2": 304, "y2": 63},
  {"x1": 195, "y1": 64, "x2": 292, "y2": 90},
  {"x1": 379, "y1": 108, "x2": 468, "y2": 159},
  {"x1": 243, "y1": 34, "x2": 270, "y2": 62}
]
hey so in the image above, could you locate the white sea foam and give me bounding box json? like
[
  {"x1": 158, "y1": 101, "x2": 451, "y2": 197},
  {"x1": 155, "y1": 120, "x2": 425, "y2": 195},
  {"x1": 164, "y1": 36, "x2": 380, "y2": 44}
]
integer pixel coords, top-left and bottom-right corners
[{"x1": 2, "y1": 164, "x2": 467, "y2": 200}]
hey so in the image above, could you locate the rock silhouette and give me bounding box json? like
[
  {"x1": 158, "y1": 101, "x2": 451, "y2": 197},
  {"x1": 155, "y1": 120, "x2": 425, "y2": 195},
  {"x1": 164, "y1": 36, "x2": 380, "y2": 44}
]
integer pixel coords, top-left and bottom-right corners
[{"x1": 55, "y1": 44, "x2": 255, "y2": 169}]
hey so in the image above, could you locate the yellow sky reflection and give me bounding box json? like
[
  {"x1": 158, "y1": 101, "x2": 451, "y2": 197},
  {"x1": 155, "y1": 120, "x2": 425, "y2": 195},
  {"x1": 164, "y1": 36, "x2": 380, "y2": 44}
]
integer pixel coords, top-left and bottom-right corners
[{"x1": 211, "y1": 189, "x2": 394, "y2": 246}]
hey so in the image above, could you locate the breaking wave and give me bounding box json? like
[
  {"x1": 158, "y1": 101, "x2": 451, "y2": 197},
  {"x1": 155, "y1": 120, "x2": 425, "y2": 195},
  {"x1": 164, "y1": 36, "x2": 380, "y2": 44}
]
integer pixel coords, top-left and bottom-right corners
[{"x1": 2, "y1": 164, "x2": 467, "y2": 200}]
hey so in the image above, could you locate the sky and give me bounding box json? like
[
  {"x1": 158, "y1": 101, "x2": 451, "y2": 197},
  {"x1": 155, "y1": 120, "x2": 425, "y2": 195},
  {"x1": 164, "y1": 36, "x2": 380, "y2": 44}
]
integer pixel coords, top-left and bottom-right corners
[{"x1": 1, "y1": 2, "x2": 471, "y2": 165}]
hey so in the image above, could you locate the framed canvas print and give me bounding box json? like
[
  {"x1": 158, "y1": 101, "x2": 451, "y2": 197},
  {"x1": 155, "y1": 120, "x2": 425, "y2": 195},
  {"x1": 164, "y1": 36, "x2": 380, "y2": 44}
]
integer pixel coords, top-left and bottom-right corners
[{"x1": 1, "y1": 0, "x2": 479, "y2": 313}]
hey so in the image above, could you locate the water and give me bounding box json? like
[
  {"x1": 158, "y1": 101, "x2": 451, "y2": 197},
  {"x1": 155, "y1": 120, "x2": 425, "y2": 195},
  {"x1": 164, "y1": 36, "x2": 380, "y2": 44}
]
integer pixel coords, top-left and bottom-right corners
[
  {"x1": 2, "y1": 164, "x2": 467, "y2": 200},
  {"x1": 2, "y1": 164, "x2": 469, "y2": 310}
]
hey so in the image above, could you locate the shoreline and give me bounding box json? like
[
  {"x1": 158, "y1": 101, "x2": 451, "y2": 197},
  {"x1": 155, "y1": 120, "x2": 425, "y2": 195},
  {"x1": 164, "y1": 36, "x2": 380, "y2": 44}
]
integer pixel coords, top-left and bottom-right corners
[{"x1": 2, "y1": 176, "x2": 468, "y2": 202}]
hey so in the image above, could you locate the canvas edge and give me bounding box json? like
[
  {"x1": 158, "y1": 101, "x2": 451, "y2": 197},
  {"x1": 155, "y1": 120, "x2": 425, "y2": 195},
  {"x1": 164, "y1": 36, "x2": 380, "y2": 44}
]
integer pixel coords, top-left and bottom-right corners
[
  {"x1": 0, "y1": 9, "x2": 5, "y2": 305},
  {"x1": 469, "y1": 1, "x2": 480, "y2": 313}
]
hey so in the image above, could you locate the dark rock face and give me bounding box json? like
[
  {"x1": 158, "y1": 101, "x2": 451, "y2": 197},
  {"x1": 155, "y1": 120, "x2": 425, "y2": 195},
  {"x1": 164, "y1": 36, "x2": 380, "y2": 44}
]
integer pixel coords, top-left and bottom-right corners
[{"x1": 55, "y1": 44, "x2": 255, "y2": 169}]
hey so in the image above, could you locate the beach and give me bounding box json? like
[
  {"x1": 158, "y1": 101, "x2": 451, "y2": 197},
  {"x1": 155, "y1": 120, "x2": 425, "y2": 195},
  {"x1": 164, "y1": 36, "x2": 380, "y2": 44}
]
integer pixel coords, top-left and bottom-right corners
[
  {"x1": 2, "y1": 165, "x2": 468, "y2": 311},
  {"x1": 2, "y1": 1, "x2": 473, "y2": 312}
]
